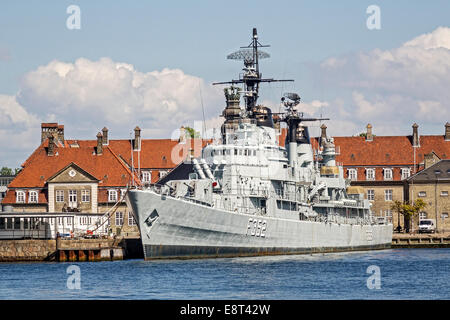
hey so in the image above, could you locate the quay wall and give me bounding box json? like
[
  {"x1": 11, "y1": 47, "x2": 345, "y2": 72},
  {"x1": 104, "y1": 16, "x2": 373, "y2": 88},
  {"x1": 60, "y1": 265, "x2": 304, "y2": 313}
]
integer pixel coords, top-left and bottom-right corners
[
  {"x1": 0, "y1": 238, "x2": 136, "y2": 262},
  {"x1": 0, "y1": 240, "x2": 56, "y2": 262}
]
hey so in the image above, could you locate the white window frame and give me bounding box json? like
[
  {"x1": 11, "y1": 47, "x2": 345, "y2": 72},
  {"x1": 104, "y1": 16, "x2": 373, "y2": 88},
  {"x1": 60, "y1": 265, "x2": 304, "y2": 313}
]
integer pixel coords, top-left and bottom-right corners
[
  {"x1": 16, "y1": 190, "x2": 25, "y2": 203},
  {"x1": 384, "y1": 189, "x2": 393, "y2": 201},
  {"x1": 81, "y1": 189, "x2": 90, "y2": 202},
  {"x1": 401, "y1": 168, "x2": 411, "y2": 180},
  {"x1": 441, "y1": 191, "x2": 448, "y2": 197},
  {"x1": 141, "y1": 171, "x2": 151, "y2": 183},
  {"x1": 366, "y1": 168, "x2": 375, "y2": 181},
  {"x1": 108, "y1": 190, "x2": 118, "y2": 203},
  {"x1": 128, "y1": 212, "x2": 136, "y2": 226},
  {"x1": 419, "y1": 212, "x2": 427, "y2": 220},
  {"x1": 348, "y1": 168, "x2": 357, "y2": 180},
  {"x1": 384, "y1": 168, "x2": 393, "y2": 181},
  {"x1": 159, "y1": 170, "x2": 168, "y2": 179},
  {"x1": 28, "y1": 190, "x2": 38, "y2": 203},
  {"x1": 120, "y1": 189, "x2": 127, "y2": 201},
  {"x1": 367, "y1": 189, "x2": 375, "y2": 201},
  {"x1": 418, "y1": 191, "x2": 427, "y2": 198},
  {"x1": 115, "y1": 211, "x2": 124, "y2": 226},
  {"x1": 69, "y1": 190, "x2": 77, "y2": 203},
  {"x1": 56, "y1": 190, "x2": 64, "y2": 203}
]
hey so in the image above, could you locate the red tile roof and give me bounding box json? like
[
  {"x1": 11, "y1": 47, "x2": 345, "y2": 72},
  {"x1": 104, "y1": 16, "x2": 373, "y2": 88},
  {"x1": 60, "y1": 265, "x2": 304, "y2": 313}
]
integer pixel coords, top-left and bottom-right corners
[
  {"x1": 2, "y1": 136, "x2": 211, "y2": 204},
  {"x1": 311, "y1": 135, "x2": 450, "y2": 166}
]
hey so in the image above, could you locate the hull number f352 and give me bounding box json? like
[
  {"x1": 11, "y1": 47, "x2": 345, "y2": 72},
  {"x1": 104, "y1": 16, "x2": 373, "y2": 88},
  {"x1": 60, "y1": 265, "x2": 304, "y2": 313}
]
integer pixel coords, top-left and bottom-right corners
[{"x1": 246, "y1": 218, "x2": 267, "y2": 237}]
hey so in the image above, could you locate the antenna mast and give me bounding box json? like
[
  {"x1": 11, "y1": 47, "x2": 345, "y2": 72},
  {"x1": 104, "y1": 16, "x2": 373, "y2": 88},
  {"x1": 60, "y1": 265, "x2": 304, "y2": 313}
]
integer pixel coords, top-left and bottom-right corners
[{"x1": 213, "y1": 28, "x2": 294, "y2": 114}]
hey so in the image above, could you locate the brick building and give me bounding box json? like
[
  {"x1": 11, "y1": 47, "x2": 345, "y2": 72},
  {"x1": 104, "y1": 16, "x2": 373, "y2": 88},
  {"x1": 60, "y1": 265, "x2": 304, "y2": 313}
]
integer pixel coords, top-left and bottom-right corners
[
  {"x1": 1, "y1": 123, "x2": 207, "y2": 238},
  {"x1": 313, "y1": 122, "x2": 450, "y2": 230},
  {"x1": 405, "y1": 160, "x2": 450, "y2": 232}
]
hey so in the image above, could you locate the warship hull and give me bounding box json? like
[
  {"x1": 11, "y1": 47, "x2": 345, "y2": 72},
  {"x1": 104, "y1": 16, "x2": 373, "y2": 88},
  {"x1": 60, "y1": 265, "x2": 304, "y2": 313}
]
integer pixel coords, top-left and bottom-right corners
[{"x1": 127, "y1": 189, "x2": 393, "y2": 260}]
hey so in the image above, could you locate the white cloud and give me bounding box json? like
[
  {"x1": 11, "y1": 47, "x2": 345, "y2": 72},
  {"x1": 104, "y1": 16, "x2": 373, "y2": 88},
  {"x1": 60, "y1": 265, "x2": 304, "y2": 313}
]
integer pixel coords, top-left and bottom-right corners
[
  {"x1": 315, "y1": 26, "x2": 450, "y2": 135},
  {"x1": 1, "y1": 57, "x2": 226, "y2": 167}
]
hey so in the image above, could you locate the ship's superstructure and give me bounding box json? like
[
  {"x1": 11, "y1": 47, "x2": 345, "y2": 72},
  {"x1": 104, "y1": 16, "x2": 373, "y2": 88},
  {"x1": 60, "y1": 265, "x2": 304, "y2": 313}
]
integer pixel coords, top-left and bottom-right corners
[{"x1": 127, "y1": 28, "x2": 392, "y2": 259}]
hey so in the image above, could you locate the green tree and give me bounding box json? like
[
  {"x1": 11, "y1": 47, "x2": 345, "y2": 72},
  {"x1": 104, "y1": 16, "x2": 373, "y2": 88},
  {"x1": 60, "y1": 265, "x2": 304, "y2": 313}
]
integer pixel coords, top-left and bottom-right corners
[
  {"x1": 184, "y1": 127, "x2": 201, "y2": 139},
  {"x1": 0, "y1": 167, "x2": 13, "y2": 176},
  {"x1": 400, "y1": 199, "x2": 427, "y2": 233},
  {"x1": 390, "y1": 200, "x2": 403, "y2": 232}
]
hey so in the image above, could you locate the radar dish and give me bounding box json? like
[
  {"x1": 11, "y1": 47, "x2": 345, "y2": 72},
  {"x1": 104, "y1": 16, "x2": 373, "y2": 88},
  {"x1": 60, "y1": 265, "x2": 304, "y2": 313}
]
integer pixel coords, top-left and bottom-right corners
[
  {"x1": 227, "y1": 49, "x2": 270, "y2": 62},
  {"x1": 283, "y1": 93, "x2": 301, "y2": 102}
]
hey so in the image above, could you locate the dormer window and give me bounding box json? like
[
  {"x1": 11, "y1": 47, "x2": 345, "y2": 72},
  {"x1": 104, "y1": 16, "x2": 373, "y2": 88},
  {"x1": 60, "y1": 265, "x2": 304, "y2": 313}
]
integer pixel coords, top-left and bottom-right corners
[
  {"x1": 401, "y1": 168, "x2": 411, "y2": 180},
  {"x1": 348, "y1": 168, "x2": 357, "y2": 180},
  {"x1": 366, "y1": 168, "x2": 375, "y2": 180},
  {"x1": 28, "y1": 190, "x2": 38, "y2": 203},
  {"x1": 108, "y1": 190, "x2": 118, "y2": 202},
  {"x1": 16, "y1": 190, "x2": 25, "y2": 203},
  {"x1": 159, "y1": 170, "x2": 168, "y2": 179},
  {"x1": 141, "y1": 171, "x2": 151, "y2": 183},
  {"x1": 384, "y1": 168, "x2": 393, "y2": 180}
]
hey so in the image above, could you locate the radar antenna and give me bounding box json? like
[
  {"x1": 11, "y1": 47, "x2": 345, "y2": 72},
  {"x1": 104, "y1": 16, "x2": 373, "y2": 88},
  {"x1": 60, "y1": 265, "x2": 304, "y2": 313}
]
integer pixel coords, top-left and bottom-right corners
[
  {"x1": 213, "y1": 28, "x2": 294, "y2": 113},
  {"x1": 281, "y1": 93, "x2": 301, "y2": 112}
]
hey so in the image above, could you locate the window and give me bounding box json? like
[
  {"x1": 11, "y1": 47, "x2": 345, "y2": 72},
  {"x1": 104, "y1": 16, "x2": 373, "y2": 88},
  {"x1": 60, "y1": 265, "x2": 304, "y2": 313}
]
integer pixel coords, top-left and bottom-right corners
[
  {"x1": 159, "y1": 170, "x2": 168, "y2": 179},
  {"x1": 28, "y1": 190, "x2": 38, "y2": 203},
  {"x1": 141, "y1": 171, "x2": 151, "y2": 183},
  {"x1": 69, "y1": 190, "x2": 77, "y2": 203},
  {"x1": 384, "y1": 189, "x2": 393, "y2": 201},
  {"x1": 348, "y1": 168, "x2": 357, "y2": 180},
  {"x1": 80, "y1": 216, "x2": 88, "y2": 225},
  {"x1": 81, "y1": 190, "x2": 90, "y2": 202},
  {"x1": 384, "y1": 168, "x2": 393, "y2": 180},
  {"x1": 384, "y1": 210, "x2": 392, "y2": 218},
  {"x1": 418, "y1": 191, "x2": 427, "y2": 198},
  {"x1": 56, "y1": 190, "x2": 64, "y2": 202},
  {"x1": 367, "y1": 189, "x2": 375, "y2": 201},
  {"x1": 128, "y1": 212, "x2": 136, "y2": 226},
  {"x1": 115, "y1": 212, "x2": 124, "y2": 226},
  {"x1": 401, "y1": 168, "x2": 411, "y2": 180},
  {"x1": 419, "y1": 212, "x2": 427, "y2": 220},
  {"x1": 121, "y1": 189, "x2": 127, "y2": 201},
  {"x1": 366, "y1": 168, "x2": 375, "y2": 180},
  {"x1": 108, "y1": 190, "x2": 117, "y2": 202},
  {"x1": 16, "y1": 191, "x2": 25, "y2": 203},
  {"x1": 441, "y1": 191, "x2": 448, "y2": 197}
]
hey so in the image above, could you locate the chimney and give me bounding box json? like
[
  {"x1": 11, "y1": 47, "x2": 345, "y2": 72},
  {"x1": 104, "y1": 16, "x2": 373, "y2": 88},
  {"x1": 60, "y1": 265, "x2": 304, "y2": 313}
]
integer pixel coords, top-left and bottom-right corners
[
  {"x1": 179, "y1": 126, "x2": 186, "y2": 143},
  {"x1": 57, "y1": 125, "x2": 64, "y2": 143},
  {"x1": 445, "y1": 122, "x2": 450, "y2": 141},
  {"x1": 47, "y1": 135, "x2": 55, "y2": 156},
  {"x1": 96, "y1": 132, "x2": 103, "y2": 155},
  {"x1": 102, "y1": 127, "x2": 108, "y2": 145},
  {"x1": 134, "y1": 126, "x2": 141, "y2": 150},
  {"x1": 412, "y1": 123, "x2": 419, "y2": 147},
  {"x1": 320, "y1": 124, "x2": 327, "y2": 146},
  {"x1": 41, "y1": 123, "x2": 58, "y2": 143},
  {"x1": 366, "y1": 124, "x2": 373, "y2": 141}
]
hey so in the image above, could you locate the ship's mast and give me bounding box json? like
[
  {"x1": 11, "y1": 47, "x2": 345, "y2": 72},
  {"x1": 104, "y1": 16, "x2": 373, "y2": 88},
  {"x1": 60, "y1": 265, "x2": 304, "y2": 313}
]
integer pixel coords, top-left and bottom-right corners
[{"x1": 213, "y1": 28, "x2": 293, "y2": 114}]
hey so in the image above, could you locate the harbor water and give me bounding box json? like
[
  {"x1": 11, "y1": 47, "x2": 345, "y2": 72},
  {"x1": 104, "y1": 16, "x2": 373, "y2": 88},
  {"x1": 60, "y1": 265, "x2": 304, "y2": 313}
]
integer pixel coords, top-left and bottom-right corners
[{"x1": 0, "y1": 248, "x2": 449, "y2": 300}]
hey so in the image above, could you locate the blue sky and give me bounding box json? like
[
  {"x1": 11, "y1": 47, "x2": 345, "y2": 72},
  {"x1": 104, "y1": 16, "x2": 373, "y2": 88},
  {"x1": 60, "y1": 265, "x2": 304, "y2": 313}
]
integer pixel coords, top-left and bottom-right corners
[{"x1": 1, "y1": 1, "x2": 450, "y2": 167}]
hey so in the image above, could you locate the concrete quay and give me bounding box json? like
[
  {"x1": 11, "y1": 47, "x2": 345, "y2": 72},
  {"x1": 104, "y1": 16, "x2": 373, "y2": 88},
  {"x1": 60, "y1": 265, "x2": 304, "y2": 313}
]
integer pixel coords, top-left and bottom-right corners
[
  {"x1": 0, "y1": 237, "x2": 143, "y2": 262},
  {"x1": 392, "y1": 232, "x2": 450, "y2": 248}
]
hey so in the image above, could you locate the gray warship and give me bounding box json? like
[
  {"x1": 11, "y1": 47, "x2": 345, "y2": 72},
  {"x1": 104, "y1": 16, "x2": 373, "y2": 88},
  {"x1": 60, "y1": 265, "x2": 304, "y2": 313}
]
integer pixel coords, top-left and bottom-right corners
[{"x1": 127, "y1": 28, "x2": 393, "y2": 259}]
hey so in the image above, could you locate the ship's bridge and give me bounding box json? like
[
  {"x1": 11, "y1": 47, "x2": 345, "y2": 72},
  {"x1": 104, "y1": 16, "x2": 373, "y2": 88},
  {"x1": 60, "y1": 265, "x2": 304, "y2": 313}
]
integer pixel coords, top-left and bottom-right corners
[{"x1": 202, "y1": 121, "x2": 287, "y2": 166}]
